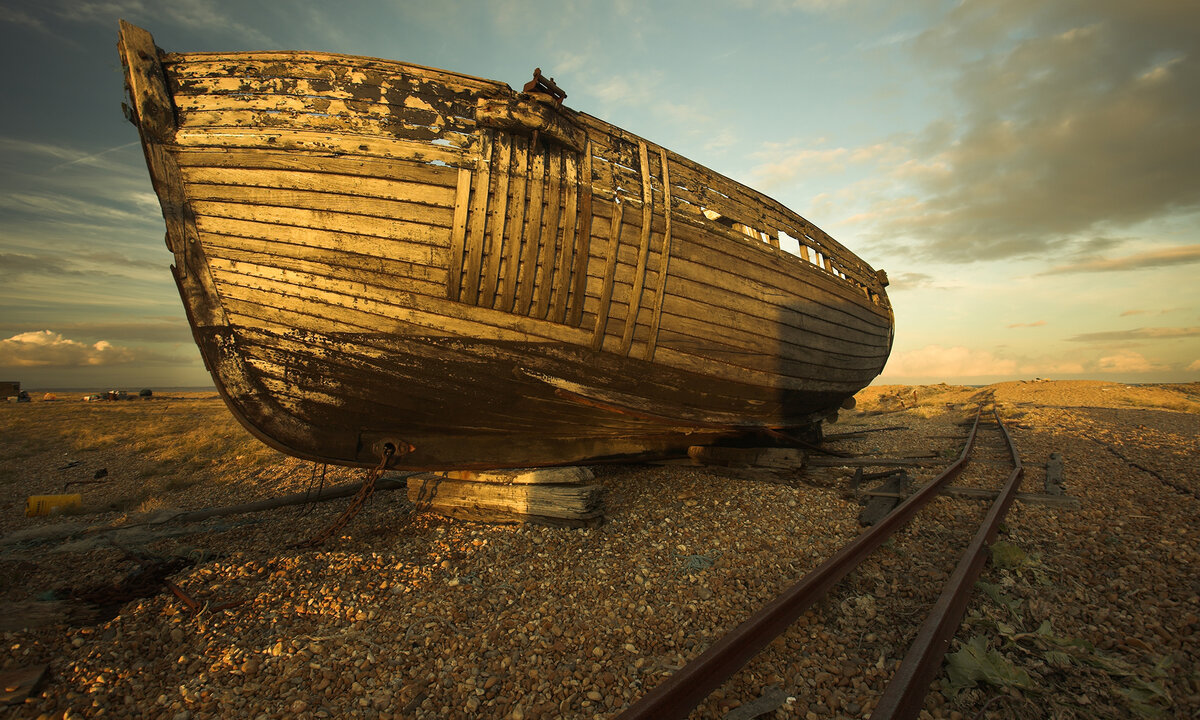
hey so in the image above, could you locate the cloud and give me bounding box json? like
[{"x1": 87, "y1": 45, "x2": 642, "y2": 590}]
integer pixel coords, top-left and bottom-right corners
[
  {"x1": 0, "y1": 5, "x2": 47, "y2": 30},
  {"x1": 1096, "y1": 350, "x2": 1168, "y2": 373},
  {"x1": 881, "y1": 345, "x2": 1018, "y2": 378},
  {"x1": 1007, "y1": 321, "x2": 1047, "y2": 329},
  {"x1": 1042, "y1": 245, "x2": 1200, "y2": 274},
  {"x1": 1121, "y1": 308, "x2": 1187, "y2": 317},
  {"x1": 49, "y1": 0, "x2": 277, "y2": 45},
  {"x1": 885, "y1": 272, "x2": 936, "y2": 292},
  {"x1": 1067, "y1": 327, "x2": 1200, "y2": 343},
  {"x1": 0, "y1": 320, "x2": 192, "y2": 344},
  {"x1": 1188, "y1": 359, "x2": 1200, "y2": 372},
  {"x1": 804, "y1": 1, "x2": 1200, "y2": 263},
  {"x1": 0, "y1": 331, "x2": 136, "y2": 368},
  {"x1": 0, "y1": 251, "x2": 161, "y2": 282}
]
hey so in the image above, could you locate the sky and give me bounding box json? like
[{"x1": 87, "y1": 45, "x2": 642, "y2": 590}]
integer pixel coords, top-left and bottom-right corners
[{"x1": 0, "y1": 0, "x2": 1197, "y2": 389}]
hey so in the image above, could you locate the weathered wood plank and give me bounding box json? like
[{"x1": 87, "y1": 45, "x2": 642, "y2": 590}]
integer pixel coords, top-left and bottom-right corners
[
  {"x1": 661, "y1": 284, "x2": 888, "y2": 352},
  {"x1": 189, "y1": 199, "x2": 449, "y2": 247},
  {"x1": 180, "y1": 165, "x2": 455, "y2": 207},
  {"x1": 186, "y1": 183, "x2": 455, "y2": 227},
  {"x1": 667, "y1": 234, "x2": 891, "y2": 332},
  {"x1": 175, "y1": 147, "x2": 460, "y2": 187},
  {"x1": 171, "y1": 127, "x2": 467, "y2": 167},
  {"x1": 408, "y1": 475, "x2": 604, "y2": 525},
  {"x1": 212, "y1": 265, "x2": 605, "y2": 346},
  {"x1": 165, "y1": 53, "x2": 505, "y2": 95},
  {"x1": 204, "y1": 235, "x2": 444, "y2": 295},
  {"x1": 428, "y1": 467, "x2": 594, "y2": 485},
  {"x1": 193, "y1": 214, "x2": 444, "y2": 270}
]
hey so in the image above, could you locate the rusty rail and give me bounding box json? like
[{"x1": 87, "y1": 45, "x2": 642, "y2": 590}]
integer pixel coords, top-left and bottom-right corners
[
  {"x1": 615, "y1": 407, "x2": 986, "y2": 720},
  {"x1": 870, "y1": 408, "x2": 1023, "y2": 719}
]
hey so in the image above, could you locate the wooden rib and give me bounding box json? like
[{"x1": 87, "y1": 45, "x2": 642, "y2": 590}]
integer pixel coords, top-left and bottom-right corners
[
  {"x1": 499, "y1": 140, "x2": 531, "y2": 312},
  {"x1": 645, "y1": 148, "x2": 674, "y2": 361},
  {"x1": 480, "y1": 135, "x2": 512, "y2": 306},
  {"x1": 620, "y1": 142, "x2": 655, "y2": 355},
  {"x1": 590, "y1": 200, "x2": 625, "y2": 351},
  {"x1": 516, "y1": 148, "x2": 547, "y2": 315},
  {"x1": 533, "y1": 150, "x2": 563, "y2": 319},
  {"x1": 567, "y1": 142, "x2": 594, "y2": 327},
  {"x1": 462, "y1": 133, "x2": 494, "y2": 304},
  {"x1": 551, "y1": 152, "x2": 580, "y2": 323},
  {"x1": 445, "y1": 167, "x2": 473, "y2": 300}
]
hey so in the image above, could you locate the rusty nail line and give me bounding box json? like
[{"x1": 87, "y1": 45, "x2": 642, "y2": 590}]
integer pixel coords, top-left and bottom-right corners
[
  {"x1": 870, "y1": 408, "x2": 1024, "y2": 719},
  {"x1": 615, "y1": 407, "x2": 984, "y2": 720}
]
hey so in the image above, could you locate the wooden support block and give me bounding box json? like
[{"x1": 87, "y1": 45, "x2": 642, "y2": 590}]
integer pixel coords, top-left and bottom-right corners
[{"x1": 407, "y1": 473, "x2": 604, "y2": 527}]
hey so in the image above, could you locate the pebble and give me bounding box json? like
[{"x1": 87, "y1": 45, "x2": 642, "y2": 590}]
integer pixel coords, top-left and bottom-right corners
[{"x1": 2, "y1": 383, "x2": 1196, "y2": 720}]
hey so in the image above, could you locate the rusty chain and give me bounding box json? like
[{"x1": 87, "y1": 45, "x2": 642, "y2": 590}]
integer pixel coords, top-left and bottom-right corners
[{"x1": 295, "y1": 444, "x2": 398, "y2": 549}]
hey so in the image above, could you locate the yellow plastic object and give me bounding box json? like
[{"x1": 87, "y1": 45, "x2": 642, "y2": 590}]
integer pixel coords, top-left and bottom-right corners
[{"x1": 25, "y1": 494, "x2": 82, "y2": 517}]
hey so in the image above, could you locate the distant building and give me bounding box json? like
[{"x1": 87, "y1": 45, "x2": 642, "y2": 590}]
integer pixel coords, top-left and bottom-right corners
[{"x1": 1, "y1": 381, "x2": 19, "y2": 400}]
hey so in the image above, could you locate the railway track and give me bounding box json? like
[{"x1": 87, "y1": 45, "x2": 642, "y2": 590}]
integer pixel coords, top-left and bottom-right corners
[{"x1": 617, "y1": 404, "x2": 1024, "y2": 720}]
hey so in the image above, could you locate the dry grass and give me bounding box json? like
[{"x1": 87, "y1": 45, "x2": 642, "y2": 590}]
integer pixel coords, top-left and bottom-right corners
[{"x1": 0, "y1": 393, "x2": 283, "y2": 526}]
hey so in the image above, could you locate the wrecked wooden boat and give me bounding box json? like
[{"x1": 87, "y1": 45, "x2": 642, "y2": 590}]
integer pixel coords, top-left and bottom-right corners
[{"x1": 118, "y1": 20, "x2": 894, "y2": 471}]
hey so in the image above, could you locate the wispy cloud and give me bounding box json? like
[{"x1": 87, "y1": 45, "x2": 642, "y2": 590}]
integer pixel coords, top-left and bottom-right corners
[
  {"x1": 1042, "y1": 245, "x2": 1200, "y2": 275},
  {"x1": 49, "y1": 0, "x2": 277, "y2": 45},
  {"x1": 1067, "y1": 327, "x2": 1200, "y2": 343},
  {"x1": 884, "y1": 271, "x2": 936, "y2": 292},
  {"x1": 1121, "y1": 308, "x2": 1185, "y2": 317},
  {"x1": 1007, "y1": 321, "x2": 1047, "y2": 329}
]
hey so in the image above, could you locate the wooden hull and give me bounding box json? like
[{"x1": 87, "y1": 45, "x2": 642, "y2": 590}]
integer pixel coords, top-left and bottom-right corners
[{"x1": 119, "y1": 21, "x2": 894, "y2": 470}]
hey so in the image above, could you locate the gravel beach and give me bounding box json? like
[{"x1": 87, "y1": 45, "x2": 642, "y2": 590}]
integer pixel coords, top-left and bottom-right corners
[{"x1": 1, "y1": 380, "x2": 1197, "y2": 719}]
